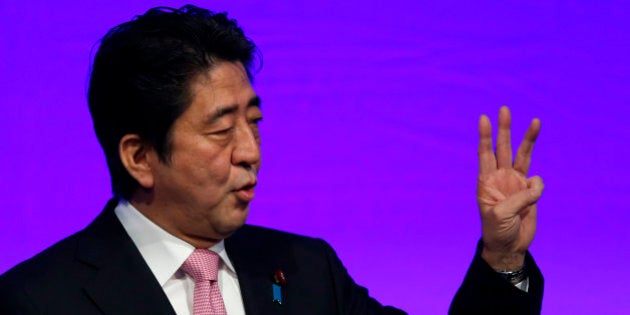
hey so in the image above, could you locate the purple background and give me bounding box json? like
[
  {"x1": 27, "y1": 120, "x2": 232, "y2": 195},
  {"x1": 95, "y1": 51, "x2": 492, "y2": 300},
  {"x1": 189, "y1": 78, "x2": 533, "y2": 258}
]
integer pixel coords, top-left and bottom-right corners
[{"x1": 1, "y1": 1, "x2": 629, "y2": 313}]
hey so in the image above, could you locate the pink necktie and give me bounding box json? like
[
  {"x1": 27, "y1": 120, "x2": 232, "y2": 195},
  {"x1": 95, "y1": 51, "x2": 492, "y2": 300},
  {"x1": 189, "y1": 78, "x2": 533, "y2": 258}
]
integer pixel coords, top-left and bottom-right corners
[{"x1": 181, "y1": 249, "x2": 227, "y2": 315}]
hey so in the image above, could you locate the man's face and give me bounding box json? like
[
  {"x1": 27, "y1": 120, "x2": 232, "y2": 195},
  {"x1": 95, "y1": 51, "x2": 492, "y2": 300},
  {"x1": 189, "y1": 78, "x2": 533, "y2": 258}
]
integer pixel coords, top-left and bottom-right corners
[{"x1": 147, "y1": 61, "x2": 262, "y2": 243}]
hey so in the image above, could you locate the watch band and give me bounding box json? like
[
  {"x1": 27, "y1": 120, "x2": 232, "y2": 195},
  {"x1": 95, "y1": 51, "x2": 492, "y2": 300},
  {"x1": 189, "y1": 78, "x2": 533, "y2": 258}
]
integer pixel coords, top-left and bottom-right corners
[{"x1": 497, "y1": 266, "x2": 527, "y2": 284}]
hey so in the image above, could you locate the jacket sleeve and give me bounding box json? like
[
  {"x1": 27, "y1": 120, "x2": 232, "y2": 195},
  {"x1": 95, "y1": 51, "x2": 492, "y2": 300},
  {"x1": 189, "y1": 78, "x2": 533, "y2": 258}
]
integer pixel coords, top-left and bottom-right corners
[{"x1": 449, "y1": 241, "x2": 544, "y2": 315}]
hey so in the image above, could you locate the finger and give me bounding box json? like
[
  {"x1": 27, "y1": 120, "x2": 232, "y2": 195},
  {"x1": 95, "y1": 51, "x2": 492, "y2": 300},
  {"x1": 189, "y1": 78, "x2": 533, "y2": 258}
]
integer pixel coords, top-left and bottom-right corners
[
  {"x1": 514, "y1": 118, "x2": 541, "y2": 175},
  {"x1": 496, "y1": 106, "x2": 513, "y2": 169},
  {"x1": 478, "y1": 114, "x2": 496, "y2": 175},
  {"x1": 495, "y1": 176, "x2": 544, "y2": 217}
]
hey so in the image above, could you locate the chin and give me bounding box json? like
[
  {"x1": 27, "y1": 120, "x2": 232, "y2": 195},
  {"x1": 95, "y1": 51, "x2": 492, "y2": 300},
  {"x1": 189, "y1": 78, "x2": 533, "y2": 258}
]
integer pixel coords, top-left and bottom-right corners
[{"x1": 217, "y1": 207, "x2": 249, "y2": 237}]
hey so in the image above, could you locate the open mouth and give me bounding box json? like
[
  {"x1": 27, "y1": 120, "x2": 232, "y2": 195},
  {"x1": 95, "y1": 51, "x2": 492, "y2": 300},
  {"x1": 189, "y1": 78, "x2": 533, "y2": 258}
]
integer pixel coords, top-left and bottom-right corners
[{"x1": 234, "y1": 182, "x2": 256, "y2": 202}]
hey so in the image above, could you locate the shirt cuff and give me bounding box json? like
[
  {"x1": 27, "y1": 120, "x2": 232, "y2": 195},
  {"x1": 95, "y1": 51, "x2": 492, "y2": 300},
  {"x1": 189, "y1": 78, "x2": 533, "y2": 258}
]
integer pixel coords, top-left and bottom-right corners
[{"x1": 514, "y1": 277, "x2": 529, "y2": 292}]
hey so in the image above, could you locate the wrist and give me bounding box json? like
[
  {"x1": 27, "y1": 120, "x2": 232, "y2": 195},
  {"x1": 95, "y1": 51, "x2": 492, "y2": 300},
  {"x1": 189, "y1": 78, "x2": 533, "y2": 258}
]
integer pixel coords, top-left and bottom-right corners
[{"x1": 481, "y1": 247, "x2": 525, "y2": 271}]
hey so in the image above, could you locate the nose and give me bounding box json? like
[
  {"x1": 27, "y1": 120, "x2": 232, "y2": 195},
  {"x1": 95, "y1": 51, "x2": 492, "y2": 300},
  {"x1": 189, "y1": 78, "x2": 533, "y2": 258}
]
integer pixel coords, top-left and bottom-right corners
[{"x1": 232, "y1": 119, "x2": 261, "y2": 170}]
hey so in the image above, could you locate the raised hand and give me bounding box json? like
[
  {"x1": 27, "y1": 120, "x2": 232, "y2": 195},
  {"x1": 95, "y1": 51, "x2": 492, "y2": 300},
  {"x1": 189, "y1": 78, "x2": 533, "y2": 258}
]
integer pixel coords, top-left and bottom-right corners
[{"x1": 477, "y1": 106, "x2": 544, "y2": 271}]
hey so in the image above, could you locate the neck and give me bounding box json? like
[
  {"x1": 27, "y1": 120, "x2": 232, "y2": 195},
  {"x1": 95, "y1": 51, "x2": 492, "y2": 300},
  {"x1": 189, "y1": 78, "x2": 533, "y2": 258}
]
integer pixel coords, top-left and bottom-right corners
[{"x1": 127, "y1": 191, "x2": 222, "y2": 248}]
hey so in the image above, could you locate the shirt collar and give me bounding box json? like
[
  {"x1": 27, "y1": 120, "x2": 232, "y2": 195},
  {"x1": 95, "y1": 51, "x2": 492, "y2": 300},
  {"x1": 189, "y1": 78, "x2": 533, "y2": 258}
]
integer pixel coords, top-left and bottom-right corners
[{"x1": 114, "y1": 199, "x2": 236, "y2": 286}]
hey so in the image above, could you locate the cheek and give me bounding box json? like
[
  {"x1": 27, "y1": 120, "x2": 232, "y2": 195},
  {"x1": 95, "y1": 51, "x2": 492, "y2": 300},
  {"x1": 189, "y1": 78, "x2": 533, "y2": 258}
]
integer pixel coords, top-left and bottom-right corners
[
  {"x1": 188, "y1": 147, "x2": 233, "y2": 187},
  {"x1": 203, "y1": 162, "x2": 232, "y2": 187},
  {"x1": 168, "y1": 134, "x2": 235, "y2": 190}
]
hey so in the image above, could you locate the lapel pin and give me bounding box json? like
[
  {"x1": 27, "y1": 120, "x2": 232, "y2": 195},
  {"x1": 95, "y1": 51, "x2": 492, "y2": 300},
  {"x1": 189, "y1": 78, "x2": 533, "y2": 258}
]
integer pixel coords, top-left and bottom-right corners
[
  {"x1": 273, "y1": 269, "x2": 287, "y2": 285},
  {"x1": 272, "y1": 269, "x2": 286, "y2": 305}
]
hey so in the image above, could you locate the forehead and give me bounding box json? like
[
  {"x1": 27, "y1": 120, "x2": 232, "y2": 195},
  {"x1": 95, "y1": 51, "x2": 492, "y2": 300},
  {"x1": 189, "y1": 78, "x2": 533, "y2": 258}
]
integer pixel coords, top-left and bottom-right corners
[
  {"x1": 176, "y1": 62, "x2": 258, "y2": 125},
  {"x1": 191, "y1": 61, "x2": 253, "y2": 99},
  {"x1": 175, "y1": 61, "x2": 258, "y2": 127}
]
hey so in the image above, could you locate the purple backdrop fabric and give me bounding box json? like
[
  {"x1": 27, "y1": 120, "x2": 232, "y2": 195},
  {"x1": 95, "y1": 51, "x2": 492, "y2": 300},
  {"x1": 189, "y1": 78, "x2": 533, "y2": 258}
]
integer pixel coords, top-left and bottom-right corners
[{"x1": 1, "y1": 1, "x2": 629, "y2": 313}]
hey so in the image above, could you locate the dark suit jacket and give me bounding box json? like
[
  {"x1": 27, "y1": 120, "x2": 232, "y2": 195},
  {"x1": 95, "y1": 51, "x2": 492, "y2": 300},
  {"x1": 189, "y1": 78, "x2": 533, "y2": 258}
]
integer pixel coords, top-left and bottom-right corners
[
  {"x1": 449, "y1": 241, "x2": 544, "y2": 315},
  {"x1": 0, "y1": 200, "x2": 542, "y2": 314}
]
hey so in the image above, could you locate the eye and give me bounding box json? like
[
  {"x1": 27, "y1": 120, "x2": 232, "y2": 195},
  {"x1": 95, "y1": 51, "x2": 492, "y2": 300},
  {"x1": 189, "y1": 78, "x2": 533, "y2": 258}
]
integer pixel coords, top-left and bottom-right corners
[
  {"x1": 249, "y1": 117, "x2": 263, "y2": 125},
  {"x1": 211, "y1": 126, "x2": 234, "y2": 136}
]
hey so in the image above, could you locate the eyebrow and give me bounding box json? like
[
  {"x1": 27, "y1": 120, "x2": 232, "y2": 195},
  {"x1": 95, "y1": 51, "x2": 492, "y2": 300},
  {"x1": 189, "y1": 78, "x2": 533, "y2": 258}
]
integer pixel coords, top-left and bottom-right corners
[
  {"x1": 204, "y1": 95, "x2": 262, "y2": 125},
  {"x1": 249, "y1": 95, "x2": 262, "y2": 109}
]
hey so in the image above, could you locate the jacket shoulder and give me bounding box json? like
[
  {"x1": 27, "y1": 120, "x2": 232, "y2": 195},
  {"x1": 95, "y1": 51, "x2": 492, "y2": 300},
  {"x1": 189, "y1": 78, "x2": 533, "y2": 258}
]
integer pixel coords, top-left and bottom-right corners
[
  {"x1": 0, "y1": 231, "x2": 89, "y2": 314},
  {"x1": 233, "y1": 224, "x2": 322, "y2": 241},
  {"x1": 226, "y1": 225, "x2": 406, "y2": 315},
  {"x1": 229, "y1": 224, "x2": 329, "y2": 253},
  {"x1": 1, "y1": 231, "x2": 84, "y2": 284}
]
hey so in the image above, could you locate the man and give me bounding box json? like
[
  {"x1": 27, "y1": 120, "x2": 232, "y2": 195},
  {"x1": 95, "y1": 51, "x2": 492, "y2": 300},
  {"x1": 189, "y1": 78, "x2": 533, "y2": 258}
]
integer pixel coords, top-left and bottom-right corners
[{"x1": 0, "y1": 5, "x2": 544, "y2": 314}]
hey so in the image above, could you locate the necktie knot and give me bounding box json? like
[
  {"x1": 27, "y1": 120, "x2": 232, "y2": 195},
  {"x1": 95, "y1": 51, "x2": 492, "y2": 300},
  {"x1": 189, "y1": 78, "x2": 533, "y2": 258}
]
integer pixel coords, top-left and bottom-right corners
[
  {"x1": 180, "y1": 248, "x2": 226, "y2": 315},
  {"x1": 181, "y1": 249, "x2": 220, "y2": 282}
]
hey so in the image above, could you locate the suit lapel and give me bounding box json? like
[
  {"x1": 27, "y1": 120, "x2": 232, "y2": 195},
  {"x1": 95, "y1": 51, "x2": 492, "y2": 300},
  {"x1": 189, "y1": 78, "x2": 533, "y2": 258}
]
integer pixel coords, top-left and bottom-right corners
[
  {"x1": 75, "y1": 202, "x2": 300, "y2": 314},
  {"x1": 225, "y1": 226, "x2": 296, "y2": 315},
  {"x1": 76, "y1": 200, "x2": 176, "y2": 315}
]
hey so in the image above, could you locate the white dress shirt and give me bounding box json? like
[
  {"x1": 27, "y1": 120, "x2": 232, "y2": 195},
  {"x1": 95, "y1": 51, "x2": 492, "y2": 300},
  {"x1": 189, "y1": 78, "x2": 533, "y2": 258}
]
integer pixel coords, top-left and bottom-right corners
[{"x1": 114, "y1": 200, "x2": 246, "y2": 315}]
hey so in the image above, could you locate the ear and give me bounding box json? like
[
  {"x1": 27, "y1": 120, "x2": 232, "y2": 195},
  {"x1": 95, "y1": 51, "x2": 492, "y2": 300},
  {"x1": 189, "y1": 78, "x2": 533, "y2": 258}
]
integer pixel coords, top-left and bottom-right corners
[{"x1": 119, "y1": 134, "x2": 156, "y2": 189}]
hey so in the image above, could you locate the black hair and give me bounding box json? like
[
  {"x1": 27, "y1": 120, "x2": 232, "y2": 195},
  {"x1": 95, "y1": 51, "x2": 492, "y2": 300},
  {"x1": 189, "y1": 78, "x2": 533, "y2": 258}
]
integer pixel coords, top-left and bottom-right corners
[{"x1": 88, "y1": 5, "x2": 258, "y2": 199}]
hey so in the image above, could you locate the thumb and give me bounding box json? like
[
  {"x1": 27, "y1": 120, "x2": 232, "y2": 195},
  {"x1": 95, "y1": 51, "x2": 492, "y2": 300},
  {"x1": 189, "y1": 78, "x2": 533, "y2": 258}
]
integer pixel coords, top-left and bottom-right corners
[{"x1": 497, "y1": 176, "x2": 544, "y2": 216}]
